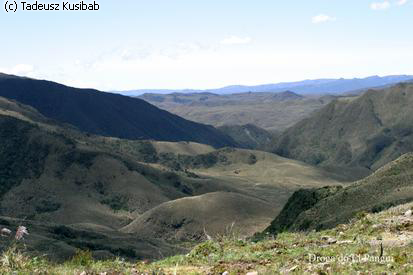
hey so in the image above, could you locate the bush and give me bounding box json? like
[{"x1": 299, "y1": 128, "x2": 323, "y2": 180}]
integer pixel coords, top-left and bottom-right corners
[
  {"x1": 69, "y1": 249, "x2": 94, "y2": 267},
  {"x1": 101, "y1": 195, "x2": 129, "y2": 211},
  {"x1": 188, "y1": 241, "x2": 221, "y2": 258}
]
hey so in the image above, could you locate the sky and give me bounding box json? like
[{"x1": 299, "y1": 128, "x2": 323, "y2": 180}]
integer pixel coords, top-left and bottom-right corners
[{"x1": 1, "y1": 0, "x2": 413, "y2": 91}]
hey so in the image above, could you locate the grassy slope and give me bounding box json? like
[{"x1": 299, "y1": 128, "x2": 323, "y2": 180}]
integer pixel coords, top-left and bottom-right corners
[
  {"x1": 121, "y1": 192, "x2": 273, "y2": 241},
  {"x1": 119, "y1": 148, "x2": 342, "y2": 243},
  {"x1": 95, "y1": 140, "x2": 343, "y2": 243},
  {"x1": 0, "y1": 97, "x2": 343, "y2": 261},
  {"x1": 0, "y1": 100, "x2": 237, "y2": 260},
  {"x1": 151, "y1": 141, "x2": 215, "y2": 156},
  {"x1": 0, "y1": 114, "x2": 200, "y2": 260},
  {"x1": 218, "y1": 124, "x2": 274, "y2": 150},
  {"x1": 274, "y1": 83, "x2": 413, "y2": 180},
  {"x1": 265, "y1": 153, "x2": 413, "y2": 234},
  {"x1": 4, "y1": 202, "x2": 413, "y2": 274}
]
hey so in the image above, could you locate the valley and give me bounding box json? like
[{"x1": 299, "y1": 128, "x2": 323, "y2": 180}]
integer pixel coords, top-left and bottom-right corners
[
  {"x1": 4, "y1": 1, "x2": 413, "y2": 273},
  {"x1": 1, "y1": 74, "x2": 413, "y2": 274},
  {"x1": 138, "y1": 91, "x2": 335, "y2": 132},
  {"x1": 0, "y1": 89, "x2": 342, "y2": 262}
]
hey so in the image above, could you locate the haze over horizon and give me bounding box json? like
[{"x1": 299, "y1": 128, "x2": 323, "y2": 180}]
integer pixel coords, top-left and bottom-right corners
[{"x1": 2, "y1": 0, "x2": 413, "y2": 91}]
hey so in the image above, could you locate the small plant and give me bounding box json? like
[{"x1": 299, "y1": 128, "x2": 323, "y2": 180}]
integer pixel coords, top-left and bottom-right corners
[
  {"x1": 0, "y1": 243, "x2": 30, "y2": 271},
  {"x1": 101, "y1": 194, "x2": 129, "y2": 211},
  {"x1": 15, "y1": 226, "x2": 29, "y2": 241},
  {"x1": 0, "y1": 225, "x2": 33, "y2": 272},
  {"x1": 355, "y1": 211, "x2": 368, "y2": 220},
  {"x1": 394, "y1": 252, "x2": 408, "y2": 265},
  {"x1": 69, "y1": 249, "x2": 94, "y2": 267},
  {"x1": 188, "y1": 241, "x2": 221, "y2": 258},
  {"x1": 248, "y1": 154, "x2": 257, "y2": 165},
  {"x1": 1, "y1": 225, "x2": 29, "y2": 241}
]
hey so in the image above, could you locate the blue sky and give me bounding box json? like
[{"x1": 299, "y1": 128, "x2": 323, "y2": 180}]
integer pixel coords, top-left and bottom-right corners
[{"x1": 1, "y1": 0, "x2": 412, "y2": 90}]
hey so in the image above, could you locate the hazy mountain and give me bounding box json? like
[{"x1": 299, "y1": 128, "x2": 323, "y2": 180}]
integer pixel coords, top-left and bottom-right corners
[
  {"x1": 122, "y1": 75, "x2": 413, "y2": 96},
  {"x1": 0, "y1": 73, "x2": 236, "y2": 148},
  {"x1": 274, "y1": 82, "x2": 413, "y2": 180},
  {"x1": 138, "y1": 91, "x2": 335, "y2": 132},
  {"x1": 264, "y1": 152, "x2": 413, "y2": 234}
]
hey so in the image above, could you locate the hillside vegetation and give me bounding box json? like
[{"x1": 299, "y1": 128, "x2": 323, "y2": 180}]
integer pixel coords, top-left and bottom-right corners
[
  {"x1": 0, "y1": 74, "x2": 236, "y2": 148},
  {"x1": 274, "y1": 83, "x2": 413, "y2": 180},
  {"x1": 2, "y1": 76, "x2": 413, "y2": 273},
  {"x1": 3, "y1": 202, "x2": 413, "y2": 274},
  {"x1": 264, "y1": 152, "x2": 413, "y2": 234},
  {"x1": 0, "y1": 96, "x2": 342, "y2": 262},
  {"x1": 218, "y1": 124, "x2": 274, "y2": 150}
]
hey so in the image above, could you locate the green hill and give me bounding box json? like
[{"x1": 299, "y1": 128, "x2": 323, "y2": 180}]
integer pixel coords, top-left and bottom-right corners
[
  {"x1": 274, "y1": 83, "x2": 413, "y2": 180},
  {"x1": 264, "y1": 152, "x2": 413, "y2": 234},
  {"x1": 122, "y1": 192, "x2": 273, "y2": 241},
  {"x1": 0, "y1": 96, "x2": 342, "y2": 261},
  {"x1": 0, "y1": 97, "x2": 238, "y2": 260}
]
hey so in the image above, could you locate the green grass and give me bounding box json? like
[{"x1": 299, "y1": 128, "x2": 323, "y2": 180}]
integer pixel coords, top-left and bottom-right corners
[
  {"x1": 2, "y1": 203, "x2": 413, "y2": 274},
  {"x1": 273, "y1": 83, "x2": 413, "y2": 179}
]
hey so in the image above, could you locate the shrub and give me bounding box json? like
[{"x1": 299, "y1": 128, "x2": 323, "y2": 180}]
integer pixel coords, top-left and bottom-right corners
[
  {"x1": 101, "y1": 195, "x2": 129, "y2": 211},
  {"x1": 69, "y1": 249, "x2": 94, "y2": 267}
]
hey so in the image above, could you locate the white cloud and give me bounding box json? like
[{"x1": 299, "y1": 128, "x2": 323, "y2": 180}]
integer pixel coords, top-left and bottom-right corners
[
  {"x1": 370, "y1": 1, "x2": 391, "y2": 10},
  {"x1": 397, "y1": 0, "x2": 408, "y2": 5},
  {"x1": 0, "y1": 64, "x2": 35, "y2": 77},
  {"x1": 220, "y1": 36, "x2": 252, "y2": 45},
  {"x1": 311, "y1": 14, "x2": 336, "y2": 24}
]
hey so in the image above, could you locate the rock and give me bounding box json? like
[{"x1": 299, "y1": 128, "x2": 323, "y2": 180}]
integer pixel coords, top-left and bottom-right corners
[
  {"x1": 405, "y1": 210, "x2": 412, "y2": 217},
  {"x1": 289, "y1": 265, "x2": 298, "y2": 272},
  {"x1": 321, "y1": 236, "x2": 337, "y2": 244},
  {"x1": 326, "y1": 237, "x2": 337, "y2": 244},
  {"x1": 372, "y1": 224, "x2": 383, "y2": 230},
  {"x1": 0, "y1": 228, "x2": 12, "y2": 236},
  {"x1": 337, "y1": 240, "x2": 352, "y2": 244},
  {"x1": 246, "y1": 272, "x2": 258, "y2": 275}
]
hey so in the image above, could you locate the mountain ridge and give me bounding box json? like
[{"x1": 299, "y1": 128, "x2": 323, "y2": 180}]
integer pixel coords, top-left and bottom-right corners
[
  {"x1": 0, "y1": 73, "x2": 236, "y2": 148},
  {"x1": 273, "y1": 82, "x2": 413, "y2": 179},
  {"x1": 120, "y1": 75, "x2": 413, "y2": 96}
]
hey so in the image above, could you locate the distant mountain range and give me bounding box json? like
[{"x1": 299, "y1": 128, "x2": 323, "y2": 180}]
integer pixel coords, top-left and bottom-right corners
[
  {"x1": 120, "y1": 75, "x2": 413, "y2": 96},
  {"x1": 2, "y1": 71, "x2": 413, "y2": 265},
  {"x1": 0, "y1": 73, "x2": 236, "y2": 148}
]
